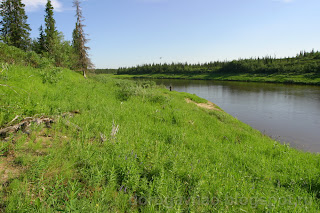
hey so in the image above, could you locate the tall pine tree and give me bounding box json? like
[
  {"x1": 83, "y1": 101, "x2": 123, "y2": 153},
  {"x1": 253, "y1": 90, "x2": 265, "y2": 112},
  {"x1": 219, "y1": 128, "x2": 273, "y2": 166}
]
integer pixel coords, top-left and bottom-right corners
[
  {"x1": 0, "y1": 0, "x2": 31, "y2": 50},
  {"x1": 44, "y1": 0, "x2": 57, "y2": 54},
  {"x1": 72, "y1": 0, "x2": 91, "y2": 78}
]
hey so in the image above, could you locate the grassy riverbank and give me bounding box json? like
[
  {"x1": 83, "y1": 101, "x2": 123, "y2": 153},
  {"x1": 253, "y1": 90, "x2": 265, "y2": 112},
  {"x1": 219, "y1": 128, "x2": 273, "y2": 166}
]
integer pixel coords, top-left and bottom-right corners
[
  {"x1": 1, "y1": 47, "x2": 320, "y2": 211},
  {"x1": 115, "y1": 72, "x2": 320, "y2": 85}
]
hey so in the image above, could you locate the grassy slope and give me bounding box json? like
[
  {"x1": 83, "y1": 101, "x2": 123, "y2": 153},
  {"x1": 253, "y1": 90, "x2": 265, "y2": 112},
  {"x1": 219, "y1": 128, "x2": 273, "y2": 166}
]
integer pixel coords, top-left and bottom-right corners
[
  {"x1": 1, "y1": 65, "x2": 320, "y2": 212},
  {"x1": 115, "y1": 72, "x2": 320, "y2": 85}
]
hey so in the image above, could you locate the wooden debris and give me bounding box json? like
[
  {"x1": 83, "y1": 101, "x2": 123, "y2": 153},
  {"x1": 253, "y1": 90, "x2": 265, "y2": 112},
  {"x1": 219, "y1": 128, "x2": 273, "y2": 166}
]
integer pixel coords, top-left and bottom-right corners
[
  {"x1": 0, "y1": 116, "x2": 54, "y2": 138},
  {"x1": 0, "y1": 110, "x2": 82, "y2": 139}
]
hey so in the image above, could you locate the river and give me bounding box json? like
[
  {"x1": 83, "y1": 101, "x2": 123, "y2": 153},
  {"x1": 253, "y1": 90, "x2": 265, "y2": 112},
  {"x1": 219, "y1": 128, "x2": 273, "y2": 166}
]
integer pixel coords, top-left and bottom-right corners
[{"x1": 151, "y1": 79, "x2": 320, "y2": 153}]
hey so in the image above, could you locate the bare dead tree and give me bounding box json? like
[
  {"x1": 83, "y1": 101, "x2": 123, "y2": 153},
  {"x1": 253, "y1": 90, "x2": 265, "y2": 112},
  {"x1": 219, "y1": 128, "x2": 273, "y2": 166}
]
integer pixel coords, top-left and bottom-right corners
[{"x1": 72, "y1": 0, "x2": 92, "y2": 78}]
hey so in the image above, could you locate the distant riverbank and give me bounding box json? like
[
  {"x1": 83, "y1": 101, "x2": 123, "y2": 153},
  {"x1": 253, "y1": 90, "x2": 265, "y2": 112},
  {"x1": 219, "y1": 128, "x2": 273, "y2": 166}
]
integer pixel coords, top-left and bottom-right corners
[
  {"x1": 114, "y1": 50, "x2": 320, "y2": 85},
  {"x1": 115, "y1": 73, "x2": 320, "y2": 85}
]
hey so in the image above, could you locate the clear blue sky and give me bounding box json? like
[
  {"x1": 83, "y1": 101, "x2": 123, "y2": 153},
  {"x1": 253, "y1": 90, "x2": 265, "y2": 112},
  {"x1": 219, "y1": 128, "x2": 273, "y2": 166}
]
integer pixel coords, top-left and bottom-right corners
[{"x1": 23, "y1": 0, "x2": 320, "y2": 68}]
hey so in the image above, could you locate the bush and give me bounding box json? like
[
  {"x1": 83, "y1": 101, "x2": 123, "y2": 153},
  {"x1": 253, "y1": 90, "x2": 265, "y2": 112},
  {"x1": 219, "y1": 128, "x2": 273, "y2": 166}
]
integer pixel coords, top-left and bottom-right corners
[
  {"x1": 115, "y1": 79, "x2": 161, "y2": 102},
  {"x1": 0, "y1": 42, "x2": 52, "y2": 68}
]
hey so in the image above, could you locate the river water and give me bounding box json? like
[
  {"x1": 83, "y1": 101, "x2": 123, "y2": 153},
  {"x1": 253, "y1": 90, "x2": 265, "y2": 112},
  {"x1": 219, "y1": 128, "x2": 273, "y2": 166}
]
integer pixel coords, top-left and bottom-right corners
[{"x1": 152, "y1": 79, "x2": 320, "y2": 153}]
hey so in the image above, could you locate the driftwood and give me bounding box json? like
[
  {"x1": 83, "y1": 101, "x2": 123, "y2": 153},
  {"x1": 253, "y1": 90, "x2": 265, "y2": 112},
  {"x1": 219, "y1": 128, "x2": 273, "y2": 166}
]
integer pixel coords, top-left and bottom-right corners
[{"x1": 0, "y1": 116, "x2": 54, "y2": 138}]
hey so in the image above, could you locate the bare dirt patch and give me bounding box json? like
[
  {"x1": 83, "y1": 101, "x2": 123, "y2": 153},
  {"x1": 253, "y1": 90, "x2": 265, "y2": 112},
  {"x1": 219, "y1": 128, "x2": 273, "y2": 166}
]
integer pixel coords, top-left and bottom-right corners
[
  {"x1": 185, "y1": 98, "x2": 221, "y2": 111},
  {"x1": 0, "y1": 156, "x2": 22, "y2": 186}
]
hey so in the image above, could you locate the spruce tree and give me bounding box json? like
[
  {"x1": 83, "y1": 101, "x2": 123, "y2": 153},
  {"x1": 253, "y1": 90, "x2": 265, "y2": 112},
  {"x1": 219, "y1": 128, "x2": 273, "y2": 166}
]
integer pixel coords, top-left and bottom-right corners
[
  {"x1": 36, "y1": 25, "x2": 46, "y2": 54},
  {"x1": 0, "y1": 0, "x2": 31, "y2": 50},
  {"x1": 44, "y1": 0, "x2": 57, "y2": 54},
  {"x1": 72, "y1": 0, "x2": 92, "y2": 78}
]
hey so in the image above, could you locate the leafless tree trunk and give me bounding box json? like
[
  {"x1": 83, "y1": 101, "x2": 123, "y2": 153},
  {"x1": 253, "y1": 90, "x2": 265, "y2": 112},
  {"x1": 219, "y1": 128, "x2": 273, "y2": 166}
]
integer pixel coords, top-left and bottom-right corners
[{"x1": 73, "y1": 0, "x2": 92, "y2": 78}]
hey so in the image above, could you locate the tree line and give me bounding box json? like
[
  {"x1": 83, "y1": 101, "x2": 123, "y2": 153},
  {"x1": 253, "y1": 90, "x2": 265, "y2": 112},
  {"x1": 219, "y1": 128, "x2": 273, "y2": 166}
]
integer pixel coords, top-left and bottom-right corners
[
  {"x1": 118, "y1": 51, "x2": 320, "y2": 76},
  {"x1": 0, "y1": 0, "x2": 91, "y2": 76}
]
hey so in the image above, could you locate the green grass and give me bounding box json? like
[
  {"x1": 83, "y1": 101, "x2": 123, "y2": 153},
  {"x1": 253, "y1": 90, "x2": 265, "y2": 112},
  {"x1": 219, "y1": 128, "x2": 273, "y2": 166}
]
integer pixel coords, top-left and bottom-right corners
[
  {"x1": 1, "y1": 64, "x2": 320, "y2": 212},
  {"x1": 116, "y1": 72, "x2": 320, "y2": 85}
]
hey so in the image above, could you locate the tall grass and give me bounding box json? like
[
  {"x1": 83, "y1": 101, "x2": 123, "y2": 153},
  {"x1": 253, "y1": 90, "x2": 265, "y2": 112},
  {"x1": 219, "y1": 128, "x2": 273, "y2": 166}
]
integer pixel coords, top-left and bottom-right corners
[{"x1": 0, "y1": 64, "x2": 320, "y2": 212}]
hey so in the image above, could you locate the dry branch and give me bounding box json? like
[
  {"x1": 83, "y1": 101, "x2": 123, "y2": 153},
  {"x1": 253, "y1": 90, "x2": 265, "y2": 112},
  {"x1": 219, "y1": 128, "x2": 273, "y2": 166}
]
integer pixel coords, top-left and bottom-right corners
[
  {"x1": 63, "y1": 120, "x2": 82, "y2": 131},
  {"x1": 61, "y1": 110, "x2": 81, "y2": 118},
  {"x1": 7, "y1": 115, "x2": 19, "y2": 126}
]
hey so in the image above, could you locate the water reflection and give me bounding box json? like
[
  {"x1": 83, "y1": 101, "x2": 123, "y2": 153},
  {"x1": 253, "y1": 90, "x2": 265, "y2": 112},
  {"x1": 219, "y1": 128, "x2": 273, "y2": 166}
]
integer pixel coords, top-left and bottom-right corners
[{"x1": 152, "y1": 79, "x2": 320, "y2": 153}]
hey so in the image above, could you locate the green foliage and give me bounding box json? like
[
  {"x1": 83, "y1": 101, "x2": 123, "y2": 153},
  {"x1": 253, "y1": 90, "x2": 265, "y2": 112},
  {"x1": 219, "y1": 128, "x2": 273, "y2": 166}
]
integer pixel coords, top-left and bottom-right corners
[
  {"x1": 40, "y1": 67, "x2": 63, "y2": 84},
  {"x1": 0, "y1": 35, "x2": 78, "y2": 72},
  {"x1": 0, "y1": 42, "x2": 51, "y2": 68},
  {"x1": 1, "y1": 62, "x2": 320, "y2": 212},
  {"x1": 32, "y1": 25, "x2": 46, "y2": 54},
  {"x1": 50, "y1": 32, "x2": 78, "y2": 69},
  {"x1": 44, "y1": 0, "x2": 57, "y2": 55},
  {"x1": 0, "y1": 0, "x2": 90, "y2": 73},
  {"x1": 0, "y1": 0, "x2": 31, "y2": 50},
  {"x1": 115, "y1": 79, "x2": 160, "y2": 102}
]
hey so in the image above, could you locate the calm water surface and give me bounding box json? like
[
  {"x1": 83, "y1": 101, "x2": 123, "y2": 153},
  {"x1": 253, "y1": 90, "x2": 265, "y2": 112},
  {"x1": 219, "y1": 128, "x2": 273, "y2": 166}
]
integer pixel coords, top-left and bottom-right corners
[{"x1": 152, "y1": 79, "x2": 320, "y2": 153}]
